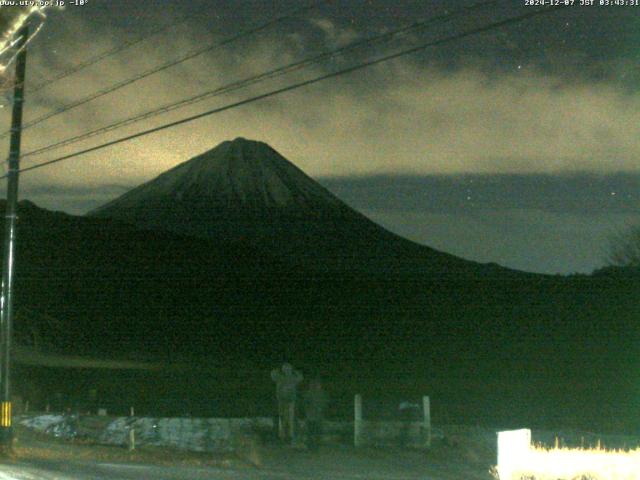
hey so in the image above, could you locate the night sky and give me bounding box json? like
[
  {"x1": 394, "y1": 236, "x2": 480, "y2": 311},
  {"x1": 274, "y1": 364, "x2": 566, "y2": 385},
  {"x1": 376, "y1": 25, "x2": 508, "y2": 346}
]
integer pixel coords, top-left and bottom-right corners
[{"x1": 1, "y1": 0, "x2": 639, "y2": 274}]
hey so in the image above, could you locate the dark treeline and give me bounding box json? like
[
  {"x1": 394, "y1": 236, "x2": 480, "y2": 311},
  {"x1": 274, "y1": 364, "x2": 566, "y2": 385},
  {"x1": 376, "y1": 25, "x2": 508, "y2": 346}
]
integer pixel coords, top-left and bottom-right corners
[{"x1": 4, "y1": 201, "x2": 639, "y2": 434}]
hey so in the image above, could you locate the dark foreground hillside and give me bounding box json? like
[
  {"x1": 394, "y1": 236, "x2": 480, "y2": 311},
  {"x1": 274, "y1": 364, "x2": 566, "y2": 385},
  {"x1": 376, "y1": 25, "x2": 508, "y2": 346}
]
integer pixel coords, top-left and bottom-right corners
[{"x1": 3, "y1": 201, "x2": 639, "y2": 434}]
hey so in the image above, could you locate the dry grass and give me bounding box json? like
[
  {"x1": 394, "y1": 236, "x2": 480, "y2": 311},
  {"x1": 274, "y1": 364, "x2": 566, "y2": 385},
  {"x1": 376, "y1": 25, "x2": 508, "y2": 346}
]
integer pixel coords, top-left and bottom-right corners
[{"x1": 494, "y1": 443, "x2": 640, "y2": 480}]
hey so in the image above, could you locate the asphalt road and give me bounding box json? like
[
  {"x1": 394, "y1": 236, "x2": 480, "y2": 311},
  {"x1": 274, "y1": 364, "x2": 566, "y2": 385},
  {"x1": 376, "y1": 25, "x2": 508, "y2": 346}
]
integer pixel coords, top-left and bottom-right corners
[
  {"x1": 0, "y1": 459, "x2": 437, "y2": 480},
  {"x1": 4, "y1": 425, "x2": 496, "y2": 480},
  {"x1": 0, "y1": 460, "x2": 257, "y2": 480},
  {"x1": 0, "y1": 451, "x2": 492, "y2": 480}
]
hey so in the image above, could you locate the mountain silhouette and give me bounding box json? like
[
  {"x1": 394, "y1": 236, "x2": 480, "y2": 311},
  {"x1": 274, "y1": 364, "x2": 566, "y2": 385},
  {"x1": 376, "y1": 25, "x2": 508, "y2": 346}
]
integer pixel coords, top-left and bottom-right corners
[{"x1": 91, "y1": 137, "x2": 515, "y2": 277}]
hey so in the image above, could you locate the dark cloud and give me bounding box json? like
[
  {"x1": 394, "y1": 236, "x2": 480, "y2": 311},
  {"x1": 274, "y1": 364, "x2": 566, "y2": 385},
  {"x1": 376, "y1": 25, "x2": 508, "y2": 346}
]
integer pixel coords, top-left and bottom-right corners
[
  {"x1": 320, "y1": 173, "x2": 640, "y2": 274},
  {"x1": 14, "y1": 182, "x2": 130, "y2": 215},
  {"x1": 361, "y1": 207, "x2": 637, "y2": 275},
  {"x1": 320, "y1": 173, "x2": 640, "y2": 215}
]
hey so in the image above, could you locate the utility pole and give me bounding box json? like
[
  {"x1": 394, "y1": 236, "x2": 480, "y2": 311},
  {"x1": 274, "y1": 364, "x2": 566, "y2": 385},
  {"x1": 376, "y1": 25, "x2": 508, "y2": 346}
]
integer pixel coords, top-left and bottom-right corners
[{"x1": 0, "y1": 23, "x2": 28, "y2": 453}]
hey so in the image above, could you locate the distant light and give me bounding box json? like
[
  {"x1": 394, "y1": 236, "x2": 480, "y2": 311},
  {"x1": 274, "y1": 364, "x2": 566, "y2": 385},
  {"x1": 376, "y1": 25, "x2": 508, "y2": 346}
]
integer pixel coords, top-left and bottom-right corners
[{"x1": 0, "y1": 4, "x2": 56, "y2": 72}]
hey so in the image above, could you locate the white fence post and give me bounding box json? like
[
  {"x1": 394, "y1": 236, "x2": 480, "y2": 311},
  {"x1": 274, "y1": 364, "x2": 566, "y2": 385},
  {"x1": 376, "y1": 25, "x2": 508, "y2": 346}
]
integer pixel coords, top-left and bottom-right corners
[
  {"x1": 423, "y1": 396, "x2": 431, "y2": 448},
  {"x1": 128, "y1": 427, "x2": 136, "y2": 451},
  {"x1": 128, "y1": 406, "x2": 136, "y2": 450},
  {"x1": 497, "y1": 429, "x2": 531, "y2": 480},
  {"x1": 354, "y1": 394, "x2": 363, "y2": 447}
]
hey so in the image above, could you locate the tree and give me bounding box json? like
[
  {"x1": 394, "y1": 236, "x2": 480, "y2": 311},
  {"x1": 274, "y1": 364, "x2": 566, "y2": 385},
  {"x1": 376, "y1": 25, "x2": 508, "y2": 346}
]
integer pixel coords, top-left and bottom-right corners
[{"x1": 607, "y1": 224, "x2": 640, "y2": 267}]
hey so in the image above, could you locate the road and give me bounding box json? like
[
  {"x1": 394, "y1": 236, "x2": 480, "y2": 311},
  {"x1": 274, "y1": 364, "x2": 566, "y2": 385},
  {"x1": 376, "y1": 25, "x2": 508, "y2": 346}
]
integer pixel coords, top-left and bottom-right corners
[
  {"x1": 6, "y1": 423, "x2": 496, "y2": 480},
  {"x1": 0, "y1": 460, "x2": 485, "y2": 480},
  {"x1": 0, "y1": 446, "x2": 493, "y2": 480}
]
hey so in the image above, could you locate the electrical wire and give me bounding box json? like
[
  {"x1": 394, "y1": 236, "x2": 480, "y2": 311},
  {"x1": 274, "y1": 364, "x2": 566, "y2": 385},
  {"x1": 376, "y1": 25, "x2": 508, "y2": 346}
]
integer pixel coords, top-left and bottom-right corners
[
  {"x1": 3, "y1": 4, "x2": 567, "y2": 178},
  {"x1": 0, "y1": 0, "x2": 323, "y2": 140},
  {"x1": 27, "y1": 12, "x2": 199, "y2": 94},
  {"x1": 22, "y1": 0, "x2": 501, "y2": 160}
]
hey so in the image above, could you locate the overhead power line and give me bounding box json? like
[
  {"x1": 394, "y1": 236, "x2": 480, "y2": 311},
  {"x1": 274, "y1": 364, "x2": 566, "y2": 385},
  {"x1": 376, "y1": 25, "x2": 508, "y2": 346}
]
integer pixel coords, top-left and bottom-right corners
[
  {"x1": 0, "y1": 0, "x2": 322, "y2": 140},
  {"x1": 4, "y1": 5, "x2": 567, "y2": 179},
  {"x1": 22, "y1": 0, "x2": 500, "y2": 160},
  {"x1": 27, "y1": 13, "x2": 198, "y2": 95}
]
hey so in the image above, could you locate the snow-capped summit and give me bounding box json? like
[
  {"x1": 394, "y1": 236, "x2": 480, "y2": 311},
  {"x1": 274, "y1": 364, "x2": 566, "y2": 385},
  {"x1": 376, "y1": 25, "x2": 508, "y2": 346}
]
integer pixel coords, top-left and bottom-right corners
[
  {"x1": 92, "y1": 137, "x2": 344, "y2": 217},
  {"x1": 90, "y1": 138, "x2": 490, "y2": 275}
]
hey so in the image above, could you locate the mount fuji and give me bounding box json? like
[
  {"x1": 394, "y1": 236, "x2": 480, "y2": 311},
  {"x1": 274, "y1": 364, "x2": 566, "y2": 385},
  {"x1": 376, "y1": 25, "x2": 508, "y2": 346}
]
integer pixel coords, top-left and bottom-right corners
[{"x1": 90, "y1": 137, "x2": 511, "y2": 277}]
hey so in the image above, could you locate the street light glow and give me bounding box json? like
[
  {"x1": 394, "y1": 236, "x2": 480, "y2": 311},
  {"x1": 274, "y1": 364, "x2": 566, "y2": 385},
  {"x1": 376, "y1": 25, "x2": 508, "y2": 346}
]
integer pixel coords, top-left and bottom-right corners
[{"x1": 0, "y1": 5, "x2": 52, "y2": 74}]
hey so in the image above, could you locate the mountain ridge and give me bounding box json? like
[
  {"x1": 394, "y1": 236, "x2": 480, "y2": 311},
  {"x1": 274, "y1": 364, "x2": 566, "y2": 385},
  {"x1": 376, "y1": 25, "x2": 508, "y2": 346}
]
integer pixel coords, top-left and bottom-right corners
[{"x1": 90, "y1": 137, "x2": 527, "y2": 277}]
